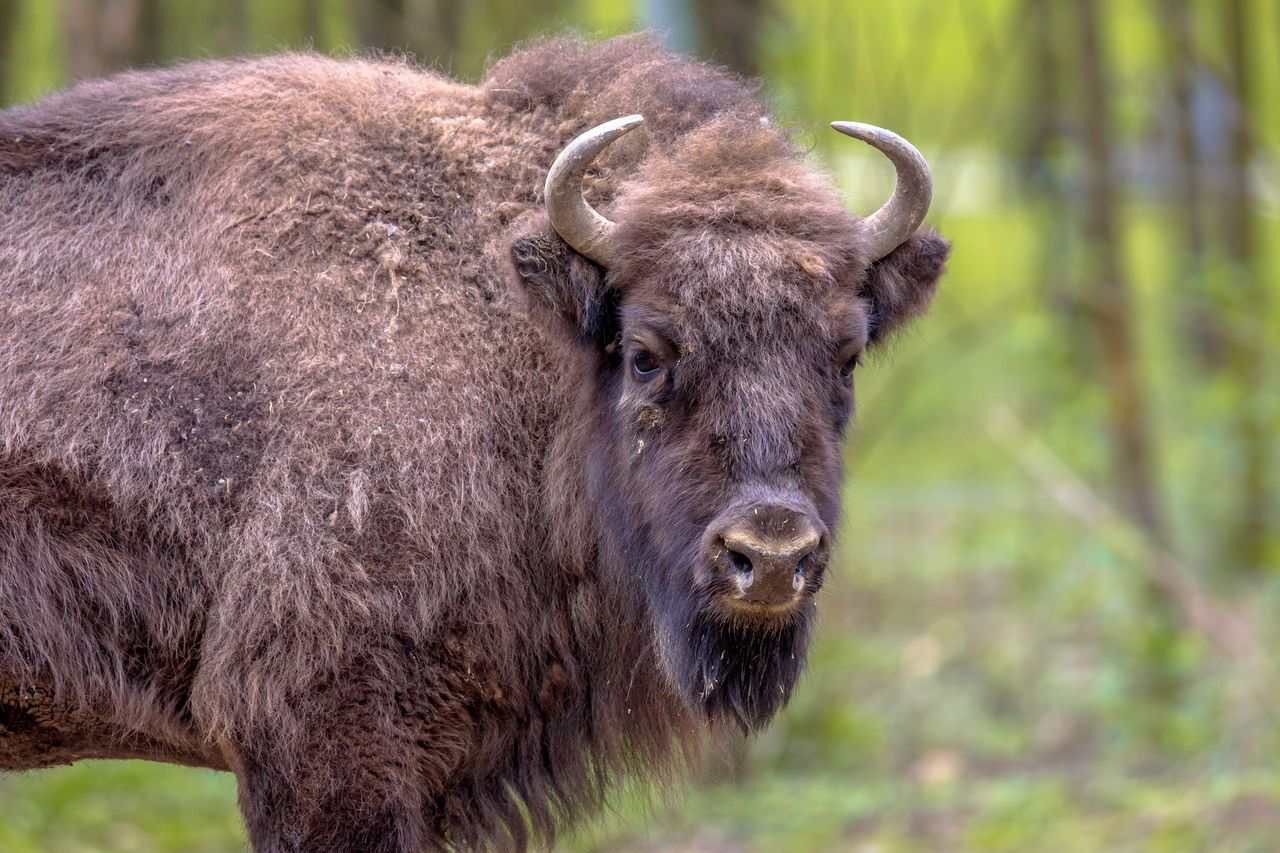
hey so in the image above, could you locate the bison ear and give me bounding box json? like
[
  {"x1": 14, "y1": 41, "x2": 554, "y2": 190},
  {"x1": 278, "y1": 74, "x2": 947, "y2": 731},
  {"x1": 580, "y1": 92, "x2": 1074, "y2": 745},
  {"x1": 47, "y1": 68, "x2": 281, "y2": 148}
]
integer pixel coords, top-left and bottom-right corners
[
  {"x1": 859, "y1": 228, "x2": 950, "y2": 346},
  {"x1": 510, "y1": 221, "x2": 619, "y2": 350}
]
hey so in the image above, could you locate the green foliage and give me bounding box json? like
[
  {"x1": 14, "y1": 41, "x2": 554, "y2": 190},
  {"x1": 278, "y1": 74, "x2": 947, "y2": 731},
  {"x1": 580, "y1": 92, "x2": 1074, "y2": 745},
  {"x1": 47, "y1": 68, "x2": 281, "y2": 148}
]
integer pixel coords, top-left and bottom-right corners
[
  {"x1": 0, "y1": 763, "x2": 241, "y2": 852},
  {"x1": 5, "y1": 0, "x2": 65, "y2": 104},
  {"x1": 2, "y1": 0, "x2": 1278, "y2": 849}
]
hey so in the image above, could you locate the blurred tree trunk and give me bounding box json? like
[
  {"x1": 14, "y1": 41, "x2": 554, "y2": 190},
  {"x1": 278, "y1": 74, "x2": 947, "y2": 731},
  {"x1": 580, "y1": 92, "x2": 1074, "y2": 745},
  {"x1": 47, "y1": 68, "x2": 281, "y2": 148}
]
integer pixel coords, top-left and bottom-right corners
[
  {"x1": 693, "y1": 0, "x2": 763, "y2": 76},
  {"x1": 225, "y1": 0, "x2": 249, "y2": 55},
  {"x1": 1222, "y1": 0, "x2": 1271, "y2": 573},
  {"x1": 356, "y1": 0, "x2": 461, "y2": 69},
  {"x1": 130, "y1": 0, "x2": 170, "y2": 67},
  {"x1": 641, "y1": 0, "x2": 698, "y2": 55},
  {"x1": 1075, "y1": 0, "x2": 1165, "y2": 541},
  {"x1": 303, "y1": 0, "x2": 321, "y2": 48},
  {"x1": 646, "y1": 0, "x2": 764, "y2": 74},
  {"x1": 1155, "y1": 0, "x2": 1219, "y2": 366},
  {"x1": 356, "y1": 0, "x2": 407, "y2": 51},
  {"x1": 1023, "y1": 0, "x2": 1074, "y2": 311},
  {"x1": 403, "y1": 0, "x2": 462, "y2": 65},
  {"x1": 1024, "y1": 0, "x2": 1059, "y2": 174},
  {"x1": 1076, "y1": 0, "x2": 1189, "y2": 711},
  {"x1": 455, "y1": 0, "x2": 560, "y2": 77},
  {"x1": 61, "y1": 0, "x2": 143, "y2": 79}
]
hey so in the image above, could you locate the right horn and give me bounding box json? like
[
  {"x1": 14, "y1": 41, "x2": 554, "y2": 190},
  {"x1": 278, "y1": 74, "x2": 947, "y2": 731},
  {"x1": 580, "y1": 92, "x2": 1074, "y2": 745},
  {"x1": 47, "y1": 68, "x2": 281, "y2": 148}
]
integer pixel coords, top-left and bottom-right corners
[
  {"x1": 831, "y1": 122, "x2": 932, "y2": 262},
  {"x1": 544, "y1": 114, "x2": 644, "y2": 268}
]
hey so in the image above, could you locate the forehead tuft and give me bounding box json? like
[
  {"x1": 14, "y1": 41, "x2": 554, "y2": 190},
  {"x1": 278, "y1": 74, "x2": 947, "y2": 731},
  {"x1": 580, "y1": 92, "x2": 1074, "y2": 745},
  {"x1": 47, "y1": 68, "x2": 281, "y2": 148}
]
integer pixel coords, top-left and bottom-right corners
[
  {"x1": 620, "y1": 233, "x2": 869, "y2": 354},
  {"x1": 607, "y1": 114, "x2": 869, "y2": 319},
  {"x1": 615, "y1": 124, "x2": 863, "y2": 246}
]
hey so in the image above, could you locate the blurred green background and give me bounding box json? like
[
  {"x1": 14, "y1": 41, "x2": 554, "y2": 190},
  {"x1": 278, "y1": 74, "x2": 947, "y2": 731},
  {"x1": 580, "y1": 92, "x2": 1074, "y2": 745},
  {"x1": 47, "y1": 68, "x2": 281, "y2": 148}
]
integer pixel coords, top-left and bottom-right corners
[{"x1": 2, "y1": 0, "x2": 1278, "y2": 849}]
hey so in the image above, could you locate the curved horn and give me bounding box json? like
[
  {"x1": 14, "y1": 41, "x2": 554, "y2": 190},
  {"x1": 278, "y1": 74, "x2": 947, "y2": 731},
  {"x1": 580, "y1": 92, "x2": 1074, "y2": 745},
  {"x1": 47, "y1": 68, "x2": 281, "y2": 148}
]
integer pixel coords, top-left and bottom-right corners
[
  {"x1": 544, "y1": 114, "x2": 644, "y2": 268},
  {"x1": 831, "y1": 122, "x2": 933, "y2": 262}
]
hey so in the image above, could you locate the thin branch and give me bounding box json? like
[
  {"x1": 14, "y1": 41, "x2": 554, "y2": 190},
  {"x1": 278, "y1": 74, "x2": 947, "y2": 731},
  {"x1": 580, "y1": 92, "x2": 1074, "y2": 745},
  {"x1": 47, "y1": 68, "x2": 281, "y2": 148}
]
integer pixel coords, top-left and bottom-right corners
[{"x1": 986, "y1": 405, "x2": 1257, "y2": 660}]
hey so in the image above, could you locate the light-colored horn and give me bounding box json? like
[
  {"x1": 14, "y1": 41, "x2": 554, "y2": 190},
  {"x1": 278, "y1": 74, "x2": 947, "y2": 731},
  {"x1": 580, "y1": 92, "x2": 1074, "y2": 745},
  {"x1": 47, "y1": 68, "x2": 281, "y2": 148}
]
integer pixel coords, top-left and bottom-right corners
[
  {"x1": 544, "y1": 114, "x2": 644, "y2": 268},
  {"x1": 831, "y1": 122, "x2": 932, "y2": 262}
]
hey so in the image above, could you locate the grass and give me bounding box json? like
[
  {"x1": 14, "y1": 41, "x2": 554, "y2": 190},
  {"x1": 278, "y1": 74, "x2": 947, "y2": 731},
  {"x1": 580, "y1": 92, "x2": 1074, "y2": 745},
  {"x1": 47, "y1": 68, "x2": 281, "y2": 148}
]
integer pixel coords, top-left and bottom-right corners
[
  {"x1": 7, "y1": 762, "x2": 1280, "y2": 851},
  {"x1": 0, "y1": 762, "x2": 243, "y2": 852}
]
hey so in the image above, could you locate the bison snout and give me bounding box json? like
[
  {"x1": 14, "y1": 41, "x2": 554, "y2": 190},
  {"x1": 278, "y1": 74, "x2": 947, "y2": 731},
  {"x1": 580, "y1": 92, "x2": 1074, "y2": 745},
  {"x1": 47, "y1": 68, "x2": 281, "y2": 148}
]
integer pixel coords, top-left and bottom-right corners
[{"x1": 707, "y1": 503, "x2": 828, "y2": 611}]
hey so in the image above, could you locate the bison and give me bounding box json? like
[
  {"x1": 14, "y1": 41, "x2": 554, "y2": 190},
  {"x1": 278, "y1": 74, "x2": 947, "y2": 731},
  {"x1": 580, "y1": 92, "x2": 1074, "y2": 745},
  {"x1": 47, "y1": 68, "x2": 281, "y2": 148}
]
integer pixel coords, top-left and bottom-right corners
[{"x1": 0, "y1": 34, "x2": 948, "y2": 851}]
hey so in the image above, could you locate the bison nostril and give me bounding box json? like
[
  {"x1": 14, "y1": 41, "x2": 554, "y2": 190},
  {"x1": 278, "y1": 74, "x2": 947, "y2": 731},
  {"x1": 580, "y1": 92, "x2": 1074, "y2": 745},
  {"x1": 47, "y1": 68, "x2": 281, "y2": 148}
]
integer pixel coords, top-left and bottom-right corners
[
  {"x1": 793, "y1": 554, "x2": 810, "y2": 591},
  {"x1": 726, "y1": 547, "x2": 754, "y2": 578}
]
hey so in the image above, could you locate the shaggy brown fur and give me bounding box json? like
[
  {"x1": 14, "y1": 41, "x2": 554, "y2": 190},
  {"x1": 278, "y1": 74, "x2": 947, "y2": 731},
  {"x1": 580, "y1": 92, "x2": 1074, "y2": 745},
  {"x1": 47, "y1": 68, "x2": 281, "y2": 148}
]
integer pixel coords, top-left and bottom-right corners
[{"x1": 0, "y1": 35, "x2": 948, "y2": 850}]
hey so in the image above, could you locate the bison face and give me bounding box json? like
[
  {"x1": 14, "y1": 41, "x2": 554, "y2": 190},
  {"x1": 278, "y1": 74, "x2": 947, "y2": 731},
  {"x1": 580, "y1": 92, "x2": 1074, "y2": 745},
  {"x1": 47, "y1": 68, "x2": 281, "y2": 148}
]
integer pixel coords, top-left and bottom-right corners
[
  {"x1": 512, "y1": 116, "x2": 948, "y2": 731},
  {"x1": 513, "y1": 223, "x2": 947, "y2": 731}
]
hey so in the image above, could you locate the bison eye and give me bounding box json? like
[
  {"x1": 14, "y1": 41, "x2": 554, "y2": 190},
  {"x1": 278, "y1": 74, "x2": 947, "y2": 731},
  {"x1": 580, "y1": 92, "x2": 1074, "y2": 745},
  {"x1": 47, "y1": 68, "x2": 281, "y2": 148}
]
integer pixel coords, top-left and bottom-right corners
[
  {"x1": 840, "y1": 352, "x2": 861, "y2": 381},
  {"x1": 632, "y1": 348, "x2": 661, "y2": 380}
]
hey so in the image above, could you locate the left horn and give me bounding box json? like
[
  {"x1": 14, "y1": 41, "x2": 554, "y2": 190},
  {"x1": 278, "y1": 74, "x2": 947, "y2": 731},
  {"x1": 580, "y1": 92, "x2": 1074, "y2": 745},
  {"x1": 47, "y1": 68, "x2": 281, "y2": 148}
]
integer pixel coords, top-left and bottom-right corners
[
  {"x1": 831, "y1": 122, "x2": 932, "y2": 262},
  {"x1": 544, "y1": 114, "x2": 644, "y2": 268}
]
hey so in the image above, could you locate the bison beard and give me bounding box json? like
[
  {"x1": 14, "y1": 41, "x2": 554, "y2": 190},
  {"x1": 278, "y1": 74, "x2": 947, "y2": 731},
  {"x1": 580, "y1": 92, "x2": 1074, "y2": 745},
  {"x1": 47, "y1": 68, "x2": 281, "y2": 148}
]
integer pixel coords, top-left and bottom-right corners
[
  {"x1": 0, "y1": 33, "x2": 948, "y2": 851},
  {"x1": 616, "y1": 510, "x2": 814, "y2": 733},
  {"x1": 675, "y1": 597, "x2": 813, "y2": 732}
]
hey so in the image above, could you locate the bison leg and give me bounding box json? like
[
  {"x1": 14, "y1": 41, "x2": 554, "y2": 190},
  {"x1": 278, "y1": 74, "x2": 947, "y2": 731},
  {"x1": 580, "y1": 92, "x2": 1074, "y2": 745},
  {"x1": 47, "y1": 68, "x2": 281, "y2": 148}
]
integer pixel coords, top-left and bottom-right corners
[
  {"x1": 232, "y1": 722, "x2": 427, "y2": 850},
  {"x1": 235, "y1": 748, "x2": 424, "y2": 853},
  {"x1": 224, "y1": 651, "x2": 471, "y2": 852}
]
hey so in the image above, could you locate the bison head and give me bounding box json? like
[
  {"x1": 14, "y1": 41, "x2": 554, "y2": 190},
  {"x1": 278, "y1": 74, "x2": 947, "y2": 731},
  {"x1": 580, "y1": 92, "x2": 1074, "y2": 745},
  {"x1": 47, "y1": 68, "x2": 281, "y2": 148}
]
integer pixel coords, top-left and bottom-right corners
[{"x1": 512, "y1": 114, "x2": 948, "y2": 733}]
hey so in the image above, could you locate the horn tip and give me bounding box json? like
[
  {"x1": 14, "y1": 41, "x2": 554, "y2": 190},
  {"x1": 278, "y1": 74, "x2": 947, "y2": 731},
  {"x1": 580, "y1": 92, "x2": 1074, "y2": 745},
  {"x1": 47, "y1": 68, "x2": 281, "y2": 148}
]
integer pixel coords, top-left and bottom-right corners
[
  {"x1": 830, "y1": 121, "x2": 880, "y2": 142},
  {"x1": 592, "y1": 114, "x2": 644, "y2": 143},
  {"x1": 610, "y1": 114, "x2": 645, "y2": 133}
]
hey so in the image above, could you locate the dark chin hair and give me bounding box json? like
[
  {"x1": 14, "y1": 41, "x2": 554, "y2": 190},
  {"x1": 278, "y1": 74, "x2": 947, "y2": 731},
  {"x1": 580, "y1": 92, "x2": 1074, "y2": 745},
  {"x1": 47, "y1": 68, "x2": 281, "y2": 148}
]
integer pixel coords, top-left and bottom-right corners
[
  {"x1": 596, "y1": 467, "x2": 816, "y2": 735},
  {"x1": 668, "y1": 599, "x2": 814, "y2": 734}
]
